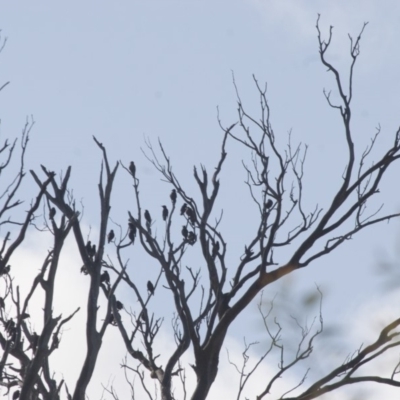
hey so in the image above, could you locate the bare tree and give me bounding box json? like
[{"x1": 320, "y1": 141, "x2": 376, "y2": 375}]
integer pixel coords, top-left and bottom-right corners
[{"x1": 1, "y1": 16, "x2": 400, "y2": 400}]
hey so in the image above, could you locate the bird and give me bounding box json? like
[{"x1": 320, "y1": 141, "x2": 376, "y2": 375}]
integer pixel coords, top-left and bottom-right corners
[
  {"x1": 181, "y1": 225, "x2": 188, "y2": 239},
  {"x1": 49, "y1": 207, "x2": 56, "y2": 219},
  {"x1": 129, "y1": 161, "x2": 136, "y2": 177},
  {"x1": 147, "y1": 280, "x2": 155, "y2": 295},
  {"x1": 185, "y1": 207, "x2": 196, "y2": 224},
  {"x1": 128, "y1": 222, "x2": 136, "y2": 243},
  {"x1": 108, "y1": 313, "x2": 118, "y2": 326},
  {"x1": 80, "y1": 265, "x2": 89, "y2": 275},
  {"x1": 29, "y1": 332, "x2": 39, "y2": 352},
  {"x1": 100, "y1": 271, "x2": 110, "y2": 285},
  {"x1": 0, "y1": 297, "x2": 4, "y2": 309},
  {"x1": 107, "y1": 229, "x2": 115, "y2": 243},
  {"x1": 212, "y1": 241, "x2": 220, "y2": 259},
  {"x1": 265, "y1": 199, "x2": 273, "y2": 209},
  {"x1": 91, "y1": 244, "x2": 96, "y2": 258},
  {"x1": 12, "y1": 390, "x2": 20, "y2": 400},
  {"x1": 187, "y1": 231, "x2": 197, "y2": 245},
  {"x1": 170, "y1": 189, "x2": 177, "y2": 204},
  {"x1": 162, "y1": 205, "x2": 169, "y2": 221},
  {"x1": 85, "y1": 241, "x2": 92, "y2": 255},
  {"x1": 144, "y1": 210, "x2": 152, "y2": 223},
  {"x1": 116, "y1": 300, "x2": 123, "y2": 311},
  {"x1": 180, "y1": 203, "x2": 187, "y2": 215}
]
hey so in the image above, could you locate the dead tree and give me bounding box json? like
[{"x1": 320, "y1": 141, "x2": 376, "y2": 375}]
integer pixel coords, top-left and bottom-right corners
[
  {"x1": 102, "y1": 16, "x2": 400, "y2": 400},
  {"x1": 1, "y1": 17, "x2": 400, "y2": 400}
]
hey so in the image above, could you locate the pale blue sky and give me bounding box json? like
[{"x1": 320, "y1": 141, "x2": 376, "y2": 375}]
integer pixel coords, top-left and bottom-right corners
[{"x1": 1, "y1": 1, "x2": 400, "y2": 398}]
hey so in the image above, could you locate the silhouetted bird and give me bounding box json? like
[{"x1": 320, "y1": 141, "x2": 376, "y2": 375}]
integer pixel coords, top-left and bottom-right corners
[
  {"x1": 101, "y1": 271, "x2": 110, "y2": 285},
  {"x1": 80, "y1": 265, "x2": 89, "y2": 275},
  {"x1": 49, "y1": 207, "x2": 56, "y2": 219},
  {"x1": 265, "y1": 199, "x2": 273, "y2": 209},
  {"x1": 0, "y1": 297, "x2": 4, "y2": 309},
  {"x1": 162, "y1": 205, "x2": 169, "y2": 221},
  {"x1": 170, "y1": 189, "x2": 177, "y2": 204},
  {"x1": 187, "y1": 231, "x2": 197, "y2": 245},
  {"x1": 147, "y1": 280, "x2": 155, "y2": 295},
  {"x1": 20, "y1": 313, "x2": 30, "y2": 320},
  {"x1": 108, "y1": 313, "x2": 118, "y2": 326},
  {"x1": 116, "y1": 300, "x2": 123, "y2": 311},
  {"x1": 107, "y1": 229, "x2": 115, "y2": 243},
  {"x1": 144, "y1": 210, "x2": 152, "y2": 223},
  {"x1": 128, "y1": 222, "x2": 136, "y2": 243},
  {"x1": 212, "y1": 241, "x2": 220, "y2": 259},
  {"x1": 85, "y1": 241, "x2": 92, "y2": 255},
  {"x1": 181, "y1": 225, "x2": 188, "y2": 239},
  {"x1": 91, "y1": 244, "x2": 96, "y2": 258},
  {"x1": 185, "y1": 207, "x2": 196, "y2": 224},
  {"x1": 180, "y1": 203, "x2": 187, "y2": 215},
  {"x1": 12, "y1": 390, "x2": 20, "y2": 400},
  {"x1": 30, "y1": 332, "x2": 39, "y2": 352},
  {"x1": 129, "y1": 161, "x2": 136, "y2": 177}
]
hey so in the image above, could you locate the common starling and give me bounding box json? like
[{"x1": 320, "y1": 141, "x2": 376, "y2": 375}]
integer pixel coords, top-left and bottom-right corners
[
  {"x1": 180, "y1": 203, "x2": 187, "y2": 215},
  {"x1": 85, "y1": 241, "x2": 92, "y2": 255},
  {"x1": 49, "y1": 207, "x2": 56, "y2": 219},
  {"x1": 30, "y1": 332, "x2": 39, "y2": 352},
  {"x1": 101, "y1": 271, "x2": 110, "y2": 285},
  {"x1": 12, "y1": 390, "x2": 20, "y2": 400},
  {"x1": 116, "y1": 300, "x2": 123, "y2": 311},
  {"x1": 128, "y1": 222, "x2": 136, "y2": 243},
  {"x1": 185, "y1": 207, "x2": 196, "y2": 224},
  {"x1": 144, "y1": 210, "x2": 152, "y2": 224},
  {"x1": 107, "y1": 229, "x2": 115, "y2": 243},
  {"x1": 147, "y1": 280, "x2": 155, "y2": 295},
  {"x1": 212, "y1": 241, "x2": 220, "y2": 259},
  {"x1": 187, "y1": 231, "x2": 197, "y2": 245},
  {"x1": 91, "y1": 244, "x2": 96, "y2": 258},
  {"x1": 80, "y1": 265, "x2": 89, "y2": 275},
  {"x1": 162, "y1": 205, "x2": 169, "y2": 221},
  {"x1": 170, "y1": 189, "x2": 177, "y2": 204},
  {"x1": 265, "y1": 199, "x2": 273, "y2": 209},
  {"x1": 181, "y1": 225, "x2": 188, "y2": 239},
  {"x1": 129, "y1": 161, "x2": 136, "y2": 177},
  {"x1": 0, "y1": 297, "x2": 4, "y2": 309}
]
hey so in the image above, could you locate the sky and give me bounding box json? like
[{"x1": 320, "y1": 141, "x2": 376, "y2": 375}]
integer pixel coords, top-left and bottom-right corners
[{"x1": 1, "y1": 1, "x2": 400, "y2": 399}]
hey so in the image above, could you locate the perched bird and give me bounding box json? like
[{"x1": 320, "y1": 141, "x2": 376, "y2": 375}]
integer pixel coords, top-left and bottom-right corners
[
  {"x1": 0, "y1": 297, "x2": 4, "y2": 309},
  {"x1": 170, "y1": 189, "x2": 177, "y2": 204},
  {"x1": 181, "y1": 225, "x2": 188, "y2": 239},
  {"x1": 29, "y1": 332, "x2": 39, "y2": 353},
  {"x1": 185, "y1": 207, "x2": 196, "y2": 224},
  {"x1": 180, "y1": 203, "x2": 187, "y2": 215},
  {"x1": 100, "y1": 271, "x2": 110, "y2": 285},
  {"x1": 85, "y1": 241, "x2": 92, "y2": 255},
  {"x1": 265, "y1": 199, "x2": 273, "y2": 209},
  {"x1": 108, "y1": 313, "x2": 118, "y2": 326},
  {"x1": 187, "y1": 231, "x2": 197, "y2": 245},
  {"x1": 91, "y1": 244, "x2": 96, "y2": 258},
  {"x1": 12, "y1": 390, "x2": 20, "y2": 400},
  {"x1": 107, "y1": 229, "x2": 115, "y2": 243},
  {"x1": 128, "y1": 222, "x2": 136, "y2": 243},
  {"x1": 116, "y1": 300, "x2": 123, "y2": 311},
  {"x1": 212, "y1": 241, "x2": 220, "y2": 259},
  {"x1": 20, "y1": 313, "x2": 30, "y2": 320},
  {"x1": 147, "y1": 280, "x2": 155, "y2": 295},
  {"x1": 49, "y1": 207, "x2": 56, "y2": 219},
  {"x1": 80, "y1": 265, "x2": 89, "y2": 275},
  {"x1": 144, "y1": 210, "x2": 152, "y2": 223},
  {"x1": 129, "y1": 161, "x2": 136, "y2": 177},
  {"x1": 162, "y1": 205, "x2": 169, "y2": 221}
]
